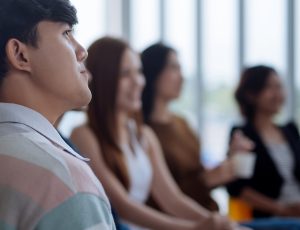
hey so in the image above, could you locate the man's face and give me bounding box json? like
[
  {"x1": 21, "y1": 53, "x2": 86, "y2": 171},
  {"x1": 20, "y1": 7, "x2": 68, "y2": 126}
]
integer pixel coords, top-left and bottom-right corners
[{"x1": 27, "y1": 21, "x2": 91, "y2": 111}]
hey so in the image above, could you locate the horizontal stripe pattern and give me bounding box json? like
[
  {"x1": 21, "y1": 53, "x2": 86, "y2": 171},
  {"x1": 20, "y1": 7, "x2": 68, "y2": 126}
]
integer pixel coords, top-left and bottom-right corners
[
  {"x1": 0, "y1": 133, "x2": 76, "y2": 193},
  {"x1": 35, "y1": 193, "x2": 114, "y2": 230},
  {"x1": 0, "y1": 131, "x2": 115, "y2": 229},
  {"x1": 0, "y1": 155, "x2": 74, "y2": 229},
  {"x1": 0, "y1": 219, "x2": 15, "y2": 230},
  {"x1": 0, "y1": 186, "x2": 43, "y2": 230}
]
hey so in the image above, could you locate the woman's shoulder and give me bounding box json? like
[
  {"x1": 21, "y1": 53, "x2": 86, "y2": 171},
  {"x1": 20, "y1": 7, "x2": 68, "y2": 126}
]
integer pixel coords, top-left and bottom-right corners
[
  {"x1": 71, "y1": 124, "x2": 94, "y2": 141},
  {"x1": 283, "y1": 121, "x2": 300, "y2": 137},
  {"x1": 141, "y1": 124, "x2": 156, "y2": 142},
  {"x1": 284, "y1": 120, "x2": 298, "y2": 128},
  {"x1": 170, "y1": 114, "x2": 190, "y2": 126},
  {"x1": 140, "y1": 125, "x2": 161, "y2": 151},
  {"x1": 168, "y1": 114, "x2": 199, "y2": 134},
  {"x1": 70, "y1": 124, "x2": 102, "y2": 157}
]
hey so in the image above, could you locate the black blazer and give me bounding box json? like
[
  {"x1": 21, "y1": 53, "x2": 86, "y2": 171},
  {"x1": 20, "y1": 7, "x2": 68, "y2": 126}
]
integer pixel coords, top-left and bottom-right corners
[{"x1": 226, "y1": 121, "x2": 300, "y2": 218}]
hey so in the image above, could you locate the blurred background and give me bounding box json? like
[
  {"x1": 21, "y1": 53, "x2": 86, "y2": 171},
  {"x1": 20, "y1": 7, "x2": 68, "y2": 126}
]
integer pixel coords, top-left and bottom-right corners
[{"x1": 59, "y1": 0, "x2": 299, "y2": 194}]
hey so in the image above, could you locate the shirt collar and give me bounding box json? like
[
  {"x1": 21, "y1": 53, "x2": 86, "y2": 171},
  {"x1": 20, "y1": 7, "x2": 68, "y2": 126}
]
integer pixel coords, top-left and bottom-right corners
[{"x1": 0, "y1": 103, "x2": 89, "y2": 161}]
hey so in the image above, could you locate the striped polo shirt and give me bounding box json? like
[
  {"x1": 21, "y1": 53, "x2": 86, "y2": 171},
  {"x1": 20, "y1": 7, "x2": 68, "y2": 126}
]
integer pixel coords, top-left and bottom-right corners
[{"x1": 0, "y1": 103, "x2": 116, "y2": 230}]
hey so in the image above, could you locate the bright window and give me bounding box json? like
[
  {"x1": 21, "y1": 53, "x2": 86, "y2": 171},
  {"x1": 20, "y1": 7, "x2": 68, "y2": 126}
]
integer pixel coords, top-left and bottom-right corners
[
  {"x1": 201, "y1": 0, "x2": 239, "y2": 165},
  {"x1": 245, "y1": 0, "x2": 287, "y2": 72},
  {"x1": 164, "y1": 0, "x2": 198, "y2": 127},
  {"x1": 130, "y1": 0, "x2": 160, "y2": 51}
]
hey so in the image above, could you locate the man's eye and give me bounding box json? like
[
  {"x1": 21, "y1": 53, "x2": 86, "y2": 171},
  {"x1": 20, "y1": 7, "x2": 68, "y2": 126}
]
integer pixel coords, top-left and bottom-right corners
[{"x1": 64, "y1": 29, "x2": 73, "y2": 37}]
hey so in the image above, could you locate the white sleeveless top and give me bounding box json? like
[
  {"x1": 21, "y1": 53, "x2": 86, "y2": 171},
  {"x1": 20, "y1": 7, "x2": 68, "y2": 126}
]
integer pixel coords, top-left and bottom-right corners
[{"x1": 120, "y1": 120, "x2": 153, "y2": 230}]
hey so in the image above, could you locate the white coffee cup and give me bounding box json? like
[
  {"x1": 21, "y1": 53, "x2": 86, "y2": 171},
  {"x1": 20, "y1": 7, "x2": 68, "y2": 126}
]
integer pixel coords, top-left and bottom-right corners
[{"x1": 232, "y1": 152, "x2": 257, "y2": 179}]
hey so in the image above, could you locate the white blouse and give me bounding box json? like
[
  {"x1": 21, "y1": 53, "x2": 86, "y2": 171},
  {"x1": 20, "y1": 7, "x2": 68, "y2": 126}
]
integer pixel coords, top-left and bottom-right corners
[{"x1": 121, "y1": 120, "x2": 153, "y2": 230}]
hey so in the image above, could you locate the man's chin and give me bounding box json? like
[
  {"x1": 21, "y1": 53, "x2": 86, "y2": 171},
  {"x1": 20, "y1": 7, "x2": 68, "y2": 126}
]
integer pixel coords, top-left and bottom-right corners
[
  {"x1": 73, "y1": 92, "x2": 91, "y2": 111},
  {"x1": 72, "y1": 105, "x2": 88, "y2": 112}
]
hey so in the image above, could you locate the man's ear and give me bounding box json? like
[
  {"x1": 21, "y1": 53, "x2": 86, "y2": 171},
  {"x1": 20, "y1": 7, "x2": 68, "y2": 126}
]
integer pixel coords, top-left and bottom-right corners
[{"x1": 5, "y1": 39, "x2": 32, "y2": 73}]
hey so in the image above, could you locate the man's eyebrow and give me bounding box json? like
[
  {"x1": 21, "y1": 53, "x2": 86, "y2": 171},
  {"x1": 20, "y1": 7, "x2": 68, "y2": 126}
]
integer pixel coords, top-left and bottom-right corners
[{"x1": 57, "y1": 22, "x2": 74, "y2": 29}]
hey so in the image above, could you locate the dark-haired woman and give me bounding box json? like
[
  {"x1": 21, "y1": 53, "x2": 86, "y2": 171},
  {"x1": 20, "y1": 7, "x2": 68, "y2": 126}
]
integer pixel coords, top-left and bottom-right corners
[
  {"x1": 141, "y1": 43, "x2": 243, "y2": 211},
  {"x1": 228, "y1": 65, "x2": 300, "y2": 219}
]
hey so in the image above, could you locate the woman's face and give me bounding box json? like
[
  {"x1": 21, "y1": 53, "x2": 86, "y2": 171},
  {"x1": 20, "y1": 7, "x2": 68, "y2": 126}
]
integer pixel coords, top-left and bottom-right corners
[
  {"x1": 117, "y1": 48, "x2": 145, "y2": 113},
  {"x1": 155, "y1": 51, "x2": 183, "y2": 101},
  {"x1": 255, "y1": 73, "x2": 285, "y2": 116}
]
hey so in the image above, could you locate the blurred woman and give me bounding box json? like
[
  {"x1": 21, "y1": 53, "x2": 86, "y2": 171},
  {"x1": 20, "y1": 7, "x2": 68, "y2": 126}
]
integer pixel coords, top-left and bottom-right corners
[
  {"x1": 141, "y1": 43, "x2": 238, "y2": 211},
  {"x1": 228, "y1": 65, "x2": 300, "y2": 218},
  {"x1": 71, "y1": 37, "x2": 241, "y2": 230}
]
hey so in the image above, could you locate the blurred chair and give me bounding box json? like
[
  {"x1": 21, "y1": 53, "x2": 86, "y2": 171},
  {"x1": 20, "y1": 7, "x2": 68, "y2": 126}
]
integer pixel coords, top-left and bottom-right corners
[{"x1": 228, "y1": 197, "x2": 253, "y2": 222}]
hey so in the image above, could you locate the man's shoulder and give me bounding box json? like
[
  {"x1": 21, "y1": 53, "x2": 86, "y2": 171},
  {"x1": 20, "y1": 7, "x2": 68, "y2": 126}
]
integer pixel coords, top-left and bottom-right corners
[
  {"x1": 0, "y1": 130, "x2": 69, "y2": 170},
  {"x1": 0, "y1": 131, "x2": 114, "y2": 230},
  {"x1": 0, "y1": 131, "x2": 79, "y2": 192},
  {"x1": 0, "y1": 129, "x2": 109, "y2": 196}
]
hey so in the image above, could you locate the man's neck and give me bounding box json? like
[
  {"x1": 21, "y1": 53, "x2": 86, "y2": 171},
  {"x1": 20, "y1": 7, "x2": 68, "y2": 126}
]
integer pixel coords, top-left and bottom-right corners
[{"x1": 0, "y1": 74, "x2": 62, "y2": 125}]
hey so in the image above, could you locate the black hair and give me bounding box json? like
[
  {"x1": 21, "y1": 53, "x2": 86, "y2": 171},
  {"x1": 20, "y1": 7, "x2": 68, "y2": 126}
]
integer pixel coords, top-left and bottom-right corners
[
  {"x1": 235, "y1": 65, "x2": 278, "y2": 121},
  {"x1": 0, "y1": 0, "x2": 78, "y2": 80},
  {"x1": 141, "y1": 43, "x2": 175, "y2": 123}
]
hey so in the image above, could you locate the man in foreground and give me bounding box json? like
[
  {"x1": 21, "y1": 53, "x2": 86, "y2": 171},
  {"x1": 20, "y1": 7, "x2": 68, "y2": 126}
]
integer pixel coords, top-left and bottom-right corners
[{"x1": 0, "y1": 0, "x2": 115, "y2": 229}]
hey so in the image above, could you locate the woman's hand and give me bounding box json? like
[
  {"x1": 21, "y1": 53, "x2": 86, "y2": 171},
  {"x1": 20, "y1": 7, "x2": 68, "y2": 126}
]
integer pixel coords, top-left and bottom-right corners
[
  {"x1": 192, "y1": 213, "x2": 242, "y2": 230},
  {"x1": 204, "y1": 160, "x2": 236, "y2": 188},
  {"x1": 276, "y1": 202, "x2": 300, "y2": 217},
  {"x1": 229, "y1": 130, "x2": 254, "y2": 155}
]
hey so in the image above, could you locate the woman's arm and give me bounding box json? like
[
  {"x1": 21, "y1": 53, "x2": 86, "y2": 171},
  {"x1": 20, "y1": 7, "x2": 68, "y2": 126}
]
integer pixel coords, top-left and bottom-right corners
[
  {"x1": 240, "y1": 187, "x2": 289, "y2": 216},
  {"x1": 143, "y1": 126, "x2": 232, "y2": 222},
  {"x1": 202, "y1": 159, "x2": 236, "y2": 189},
  {"x1": 142, "y1": 127, "x2": 252, "y2": 230},
  {"x1": 70, "y1": 126, "x2": 199, "y2": 230}
]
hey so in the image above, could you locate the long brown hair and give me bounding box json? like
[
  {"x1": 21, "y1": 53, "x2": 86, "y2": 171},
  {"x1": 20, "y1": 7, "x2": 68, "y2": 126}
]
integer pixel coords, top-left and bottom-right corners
[{"x1": 86, "y1": 37, "x2": 142, "y2": 189}]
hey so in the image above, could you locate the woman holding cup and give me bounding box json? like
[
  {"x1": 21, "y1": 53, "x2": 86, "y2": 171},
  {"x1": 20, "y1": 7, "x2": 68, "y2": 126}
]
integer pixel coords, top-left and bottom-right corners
[{"x1": 228, "y1": 65, "x2": 300, "y2": 219}]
